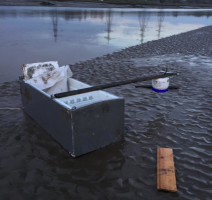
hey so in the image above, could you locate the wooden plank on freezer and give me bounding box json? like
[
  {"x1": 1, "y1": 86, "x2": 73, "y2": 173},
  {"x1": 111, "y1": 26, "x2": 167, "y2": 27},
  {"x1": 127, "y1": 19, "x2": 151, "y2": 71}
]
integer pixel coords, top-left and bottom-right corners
[{"x1": 157, "y1": 148, "x2": 177, "y2": 192}]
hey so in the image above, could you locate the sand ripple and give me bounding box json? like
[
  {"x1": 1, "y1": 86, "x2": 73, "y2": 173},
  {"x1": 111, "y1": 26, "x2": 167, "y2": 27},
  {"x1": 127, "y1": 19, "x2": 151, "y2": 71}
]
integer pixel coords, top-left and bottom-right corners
[{"x1": 1, "y1": 25, "x2": 212, "y2": 199}]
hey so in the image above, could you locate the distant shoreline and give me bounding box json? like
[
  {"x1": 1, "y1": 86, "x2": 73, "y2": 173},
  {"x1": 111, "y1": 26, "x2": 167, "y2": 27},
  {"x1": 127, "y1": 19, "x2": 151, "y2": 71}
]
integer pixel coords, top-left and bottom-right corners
[{"x1": 0, "y1": 0, "x2": 212, "y2": 9}]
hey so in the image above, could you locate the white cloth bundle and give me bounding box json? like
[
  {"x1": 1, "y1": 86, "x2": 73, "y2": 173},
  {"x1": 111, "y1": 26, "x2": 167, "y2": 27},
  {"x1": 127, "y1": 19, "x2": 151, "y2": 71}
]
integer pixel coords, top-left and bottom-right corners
[{"x1": 24, "y1": 62, "x2": 73, "y2": 95}]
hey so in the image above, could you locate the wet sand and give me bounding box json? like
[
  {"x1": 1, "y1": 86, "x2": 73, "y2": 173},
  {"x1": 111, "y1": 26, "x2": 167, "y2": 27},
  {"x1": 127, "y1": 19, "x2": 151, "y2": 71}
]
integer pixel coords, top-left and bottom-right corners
[{"x1": 0, "y1": 26, "x2": 212, "y2": 199}]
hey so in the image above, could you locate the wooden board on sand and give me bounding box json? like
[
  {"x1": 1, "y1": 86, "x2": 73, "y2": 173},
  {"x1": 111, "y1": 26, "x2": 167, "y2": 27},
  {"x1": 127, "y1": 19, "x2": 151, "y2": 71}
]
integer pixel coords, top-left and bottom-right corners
[{"x1": 157, "y1": 148, "x2": 177, "y2": 192}]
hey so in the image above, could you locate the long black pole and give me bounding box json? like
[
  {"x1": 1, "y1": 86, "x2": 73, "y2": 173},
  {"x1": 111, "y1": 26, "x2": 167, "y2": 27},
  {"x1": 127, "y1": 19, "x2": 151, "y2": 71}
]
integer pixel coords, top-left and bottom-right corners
[
  {"x1": 54, "y1": 72, "x2": 179, "y2": 98},
  {"x1": 135, "y1": 85, "x2": 179, "y2": 89}
]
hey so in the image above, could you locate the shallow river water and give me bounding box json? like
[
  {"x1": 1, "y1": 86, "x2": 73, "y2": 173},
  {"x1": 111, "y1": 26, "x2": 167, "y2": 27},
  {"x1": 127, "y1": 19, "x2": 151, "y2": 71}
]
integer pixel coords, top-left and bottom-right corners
[
  {"x1": 0, "y1": 6, "x2": 212, "y2": 200},
  {"x1": 0, "y1": 6, "x2": 212, "y2": 82}
]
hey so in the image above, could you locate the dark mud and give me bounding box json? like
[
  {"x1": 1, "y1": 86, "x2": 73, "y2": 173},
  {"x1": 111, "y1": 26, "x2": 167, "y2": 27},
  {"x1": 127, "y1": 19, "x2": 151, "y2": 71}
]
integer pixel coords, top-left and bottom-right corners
[{"x1": 1, "y1": 26, "x2": 212, "y2": 199}]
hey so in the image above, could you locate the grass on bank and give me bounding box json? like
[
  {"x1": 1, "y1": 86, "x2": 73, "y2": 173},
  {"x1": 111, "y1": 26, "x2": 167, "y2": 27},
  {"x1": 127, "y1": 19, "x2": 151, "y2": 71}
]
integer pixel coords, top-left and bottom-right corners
[{"x1": 53, "y1": 0, "x2": 212, "y2": 7}]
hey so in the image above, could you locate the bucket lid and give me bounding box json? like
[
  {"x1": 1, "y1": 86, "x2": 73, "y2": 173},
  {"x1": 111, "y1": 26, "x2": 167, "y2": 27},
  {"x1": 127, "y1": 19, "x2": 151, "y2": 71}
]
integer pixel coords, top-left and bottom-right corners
[{"x1": 152, "y1": 88, "x2": 168, "y2": 93}]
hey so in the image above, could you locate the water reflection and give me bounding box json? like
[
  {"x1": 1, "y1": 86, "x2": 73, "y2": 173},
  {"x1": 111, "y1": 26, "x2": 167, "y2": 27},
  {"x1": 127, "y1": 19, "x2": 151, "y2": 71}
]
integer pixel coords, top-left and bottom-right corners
[
  {"x1": 173, "y1": 11, "x2": 178, "y2": 18},
  {"x1": 0, "y1": 8, "x2": 212, "y2": 19},
  {"x1": 51, "y1": 10, "x2": 58, "y2": 42},
  {"x1": 138, "y1": 11, "x2": 150, "y2": 43},
  {"x1": 157, "y1": 10, "x2": 165, "y2": 39},
  {"x1": 0, "y1": 7, "x2": 212, "y2": 83},
  {"x1": 105, "y1": 9, "x2": 113, "y2": 43}
]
